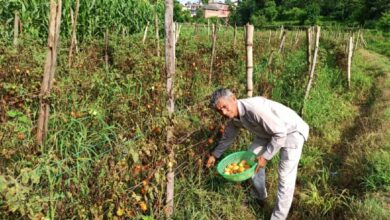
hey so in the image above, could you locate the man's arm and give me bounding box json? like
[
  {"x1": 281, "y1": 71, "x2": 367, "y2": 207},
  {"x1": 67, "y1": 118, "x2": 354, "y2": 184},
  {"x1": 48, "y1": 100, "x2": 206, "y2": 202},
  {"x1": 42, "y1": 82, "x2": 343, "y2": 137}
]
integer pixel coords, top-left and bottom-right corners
[{"x1": 211, "y1": 120, "x2": 240, "y2": 158}]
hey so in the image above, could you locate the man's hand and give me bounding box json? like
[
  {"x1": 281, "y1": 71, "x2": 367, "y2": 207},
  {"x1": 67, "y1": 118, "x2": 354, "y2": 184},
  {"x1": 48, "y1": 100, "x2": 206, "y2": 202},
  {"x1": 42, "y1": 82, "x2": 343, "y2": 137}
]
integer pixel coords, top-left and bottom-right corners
[
  {"x1": 206, "y1": 155, "x2": 216, "y2": 168},
  {"x1": 255, "y1": 156, "x2": 267, "y2": 173}
]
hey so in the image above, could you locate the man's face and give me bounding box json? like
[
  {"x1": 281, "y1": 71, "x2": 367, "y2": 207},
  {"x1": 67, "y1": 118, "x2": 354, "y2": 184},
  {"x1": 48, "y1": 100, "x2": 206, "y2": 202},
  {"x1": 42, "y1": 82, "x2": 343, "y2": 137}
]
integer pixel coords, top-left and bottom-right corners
[{"x1": 215, "y1": 95, "x2": 238, "y2": 119}]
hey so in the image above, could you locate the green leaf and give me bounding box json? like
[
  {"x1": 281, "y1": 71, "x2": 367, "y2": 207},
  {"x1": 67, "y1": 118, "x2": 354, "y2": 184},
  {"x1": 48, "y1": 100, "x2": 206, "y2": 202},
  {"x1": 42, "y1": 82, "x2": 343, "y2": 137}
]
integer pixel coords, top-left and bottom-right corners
[
  {"x1": 6, "y1": 110, "x2": 21, "y2": 118},
  {"x1": 31, "y1": 170, "x2": 40, "y2": 185},
  {"x1": 129, "y1": 147, "x2": 139, "y2": 163},
  {"x1": 0, "y1": 175, "x2": 8, "y2": 192}
]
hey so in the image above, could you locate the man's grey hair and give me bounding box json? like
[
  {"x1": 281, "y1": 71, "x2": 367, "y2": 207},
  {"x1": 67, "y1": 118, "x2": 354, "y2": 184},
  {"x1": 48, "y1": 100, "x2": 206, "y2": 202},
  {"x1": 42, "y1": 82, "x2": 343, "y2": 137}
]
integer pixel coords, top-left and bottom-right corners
[{"x1": 209, "y1": 88, "x2": 234, "y2": 109}]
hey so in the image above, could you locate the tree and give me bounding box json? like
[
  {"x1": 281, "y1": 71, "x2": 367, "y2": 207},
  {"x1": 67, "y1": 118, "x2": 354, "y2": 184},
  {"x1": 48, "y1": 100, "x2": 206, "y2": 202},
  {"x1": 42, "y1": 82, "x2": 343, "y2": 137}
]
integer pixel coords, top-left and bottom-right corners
[{"x1": 173, "y1": 0, "x2": 192, "y2": 22}]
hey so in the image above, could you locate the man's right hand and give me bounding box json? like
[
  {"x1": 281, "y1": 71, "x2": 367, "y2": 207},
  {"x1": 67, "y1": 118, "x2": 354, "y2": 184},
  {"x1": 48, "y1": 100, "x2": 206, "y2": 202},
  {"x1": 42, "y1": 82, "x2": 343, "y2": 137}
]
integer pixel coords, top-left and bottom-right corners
[{"x1": 206, "y1": 155, "x2": 216, "y2": 168}]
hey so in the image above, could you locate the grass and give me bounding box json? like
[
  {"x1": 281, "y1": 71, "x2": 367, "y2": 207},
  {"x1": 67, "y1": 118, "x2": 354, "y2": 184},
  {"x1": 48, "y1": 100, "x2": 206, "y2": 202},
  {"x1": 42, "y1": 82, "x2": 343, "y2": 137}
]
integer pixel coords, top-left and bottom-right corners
[{"x1": 0, "y1": 26, "x2": 389, "y2": 219}]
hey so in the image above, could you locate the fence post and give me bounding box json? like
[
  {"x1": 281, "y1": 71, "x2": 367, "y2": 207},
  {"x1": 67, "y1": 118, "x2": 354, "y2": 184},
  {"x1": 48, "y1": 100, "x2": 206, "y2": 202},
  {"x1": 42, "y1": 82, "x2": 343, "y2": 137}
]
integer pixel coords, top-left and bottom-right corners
[
  {"x1": 347, "y1": 36, "x2": 354, "y2": 89},
  {"x1": 302, "y1": 26, "x2": 321, "y2": 115},
  {"x1": 13, "y1": 11, "x2": 19, "y2": 46},
  {"x1": 246, "y1": 24, "x2": 254, "y2": 97},
  {"x1": 165, "y1": 0, "x2": 175, "y2": 217},
  {"x1": 37, "y1": 0, "x2": 62, "y2": 146},
  {"x1": 209, "y1": 24, "x2": 217, "y2": 85}
]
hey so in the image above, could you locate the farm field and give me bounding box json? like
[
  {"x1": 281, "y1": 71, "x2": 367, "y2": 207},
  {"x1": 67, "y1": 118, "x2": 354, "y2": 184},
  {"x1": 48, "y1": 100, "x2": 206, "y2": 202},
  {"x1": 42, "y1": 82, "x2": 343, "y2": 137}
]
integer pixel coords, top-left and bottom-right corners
[{"x1": 1, "y1": 1, "x2": 390, "y2": 219}]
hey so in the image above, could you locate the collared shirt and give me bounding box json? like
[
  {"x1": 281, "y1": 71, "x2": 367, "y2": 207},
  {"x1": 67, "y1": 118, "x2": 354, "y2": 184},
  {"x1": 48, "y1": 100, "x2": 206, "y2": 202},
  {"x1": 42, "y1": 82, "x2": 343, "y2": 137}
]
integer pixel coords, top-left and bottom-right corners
[{"x1": 212, "y1": 96, "x2": 309, "y2": 160}]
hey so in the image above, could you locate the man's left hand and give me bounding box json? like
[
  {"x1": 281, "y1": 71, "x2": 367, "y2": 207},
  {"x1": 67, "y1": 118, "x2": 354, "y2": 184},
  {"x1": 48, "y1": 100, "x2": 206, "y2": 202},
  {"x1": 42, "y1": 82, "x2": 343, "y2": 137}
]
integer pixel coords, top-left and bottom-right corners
[{"x1": 255, "y1": 156, "x2": 267, "y2": 173}]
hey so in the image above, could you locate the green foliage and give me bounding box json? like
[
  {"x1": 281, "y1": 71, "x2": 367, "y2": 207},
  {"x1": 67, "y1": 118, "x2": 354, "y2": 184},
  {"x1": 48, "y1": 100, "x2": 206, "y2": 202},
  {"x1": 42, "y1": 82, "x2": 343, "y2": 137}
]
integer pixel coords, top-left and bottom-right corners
[
  {"x1": 174, "y1": 0, "x2": 192, "y2": 22},
  {"x1": 302, "y1": 3, "x2": 321, "y2": 25},
  {"x1": 376, "y1": 11, "x2": 390, "y2": 32},
  {"x1": 0, "y1": 0, "x2": 164, "y2": 40},
  {"x1": 362, "y1": 150, "x2": 390, "y2": 190}
]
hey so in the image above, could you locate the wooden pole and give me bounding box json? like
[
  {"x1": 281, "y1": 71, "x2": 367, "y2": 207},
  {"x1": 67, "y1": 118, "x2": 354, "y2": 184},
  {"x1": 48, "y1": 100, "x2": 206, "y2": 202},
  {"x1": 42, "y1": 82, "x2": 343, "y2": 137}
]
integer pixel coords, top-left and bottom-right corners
[
  {"x1": 13, "y1": 11, "x2": 19, "y2": 46},
  {"x1": 303, "y1": 26, "x2": 321, "y2": 110},
  {"x1": 294, "y1": 30, "x2": 299, "y2": 46},
  {"x1": 233, "y1": 23, "x2": 237, "y2": 50},
  {"x1": 279, "y1": 25, "x2": 284, "y2": 40},
  {"x1": 68, "y1": 0, "x2": 79, "y2": 67},
  {"x1": 268, "y1": 30, "x2": 272, "y2": 44},
  {"x1": 354, "y1": 30, "x2": 360, "y2": 51},
  {"x1": 347, "y1": 36, "x2": 354, "y2": 89},
  {"x1": 207, "y1": 19, "x2": 210, "y2": 37},
  {"x1": 165, "y1": 0, "x2": 175, "y2": 217},
  {"x1": 306, "y1": 27, "x2": 313, "y2": 74},
  {"x1": 143, "y1": 22, "x2": 149, "y2": 44},
  {"x1": 209, "y1": 24, "x2": 217, "y2": 85},
  {"x1": 155, "y1": 13, "x2": 160, "y2": 57},
  {"x1": 175, "y1": 22, "x2": 181, "y2": 44},
  {"x1": 104, "y1": 29, "x2": 109, "y2": 66},
  {"x1": 37, "y1": 0, "x2": 62, "y2": 145},
  {"x1": 246, "y1": 24, "x2": 254, "y2": 97},
  {"x1": 278, "y1": 30, "x2": 286, "y2": 53}
]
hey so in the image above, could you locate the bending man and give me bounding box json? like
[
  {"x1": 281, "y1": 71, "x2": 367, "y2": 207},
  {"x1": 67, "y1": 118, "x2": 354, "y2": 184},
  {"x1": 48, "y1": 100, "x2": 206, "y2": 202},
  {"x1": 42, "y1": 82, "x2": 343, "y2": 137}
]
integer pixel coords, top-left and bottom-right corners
[{"x1": 206, "y1": 88, "x2": 309, "y2": 220}]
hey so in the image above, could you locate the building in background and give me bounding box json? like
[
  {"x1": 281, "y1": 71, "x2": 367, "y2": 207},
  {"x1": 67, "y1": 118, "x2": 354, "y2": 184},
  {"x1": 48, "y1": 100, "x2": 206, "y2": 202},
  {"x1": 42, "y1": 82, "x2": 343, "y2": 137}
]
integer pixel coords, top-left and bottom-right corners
[
  {"x1": 204, "y1": 1, "x2": 230, "y2": 18},
  {"x1": 183, "y1": 2, "x2": 202, "y2": 17}
]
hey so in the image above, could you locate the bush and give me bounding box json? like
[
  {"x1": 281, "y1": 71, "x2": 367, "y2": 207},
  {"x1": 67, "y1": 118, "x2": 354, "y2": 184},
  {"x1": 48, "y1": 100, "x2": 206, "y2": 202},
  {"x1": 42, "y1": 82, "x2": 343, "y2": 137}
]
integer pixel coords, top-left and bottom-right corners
[{"x1": 376, "y1": 11, "x2": 390, "y2": 33}]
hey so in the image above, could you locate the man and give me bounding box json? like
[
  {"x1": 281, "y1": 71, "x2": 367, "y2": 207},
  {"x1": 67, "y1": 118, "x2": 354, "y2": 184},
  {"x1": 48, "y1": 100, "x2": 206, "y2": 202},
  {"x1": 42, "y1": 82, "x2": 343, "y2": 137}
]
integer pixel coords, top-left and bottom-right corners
[{"x1": 206, "y1": 88, "x2": 309, "y2": 220}]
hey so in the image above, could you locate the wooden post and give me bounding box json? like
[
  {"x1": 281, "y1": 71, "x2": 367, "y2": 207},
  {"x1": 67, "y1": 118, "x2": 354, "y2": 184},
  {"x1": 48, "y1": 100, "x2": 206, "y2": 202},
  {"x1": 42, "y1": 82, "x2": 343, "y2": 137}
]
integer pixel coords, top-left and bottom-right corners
[
  {"x1": 233, "y1": 23, "x2": 237, "y2": 50},
  {"x1": 268, "y1": 30, "x2": 272, "y2": 44},
  {"x1": 303, "y1": 26, "x2": 321, "y2": 112},
  {"x1": 13, "y1": 11, "x2": 19, "y2": 46},
  {"x1": 347, "y1": 36, "x2": 354, "y2": 89},
  {"x1": 175, "y1": 22, "x2": 181, "y2": 44},
  {"x1": 37, "y1": 0, "x2": 62, "y2": 145},
  {"x1": 268, "y1": 50, "x2": 275, "y2": 67},
  {"x1": 165, "y1": 0, "x2": 175, "y2": 217},
  {"x1": 209, "y1": 24, "x2": 217, "y2": 85},
  {"x1": 104, "y1": 29, "x2": 109, "y2": 66},
  {"x1": 155, "y1": 13, "x2": 160, "y2": 57},
  {"x1": 306, "y1": 27, "x2": 313, "y2": 73},
  {"x1": 294, "y1": 30, "x2": 299, "y2": 46},
  {"x1": 68, "y1": 0, "x2": 79, "y2": 67},
  {"x1": 354, "y1": 30, "x2": 360, "y2": 51},
  {"x1": 142, "y1": 22, "x2": 149, "y2": 44},
  {"x1": 278, "y1": 30, "x2": 286, "y2": 53},
  {"x1": 207, "y1": 19, "x2": 210, "y2": 37},
  {"x1": 279, "y1": 25, "x2": 284, "y2": 40},
  {"x1": 246, "y1": 24, "x2": 254, "y2": 97},
  {"x1": 360, "y1": 32, "x2": 367, "y2": 47}
]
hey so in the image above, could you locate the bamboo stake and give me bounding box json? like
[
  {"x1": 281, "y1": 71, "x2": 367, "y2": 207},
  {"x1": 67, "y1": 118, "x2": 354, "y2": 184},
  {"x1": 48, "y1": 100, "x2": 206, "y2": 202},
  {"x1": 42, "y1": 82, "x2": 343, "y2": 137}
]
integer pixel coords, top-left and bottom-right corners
[
  {"x1": 104, "y1": 29, "x2": 109, "y2": 66},
  {"x1": 306, "y1": 27, "x2": 313, "y2": 73},
  {"x1": 246, "y1": 24, "x2": 254, "y2": 97},
  {"x1": 68, "y1": 0, "x2": 79, "y2": 67},
  {"x1": 303, "y1": 26, "x2": 321, "y2": 110},
  {"x1": 294, "y1": 30, "x2": 299, "y2": 46},
  {"x1": 175, "y1": 22, "x2": 181, "y2": 44},
  {"x1": 209, "y1": 24, "x2": 217, "y2": 85},
  {"x1": 268, "y1": 49, "x2": 275, "y2": 67},
  {"x1": 207, "y1": 19, "x2": 210, "y2": 37},
  {"x1": 278, "y1": 30, "x2": 286, "y2": 53},
  {"x1": 233, "y1": 23, "x2": 237, "y2": 50},
  {"x1": 347, "y1": 36, "x2": 354, "y2": 89},
  {"x1": 268, "y1": 30, "x2": 272, "y2": 44},
  {"x1": 142, "y1": 22, "x2": 149, "y2": 44},
  {"x1": 279, "y1": 25, "x2": 284, "y2": 40},
  {"x1": 354, "y1": 30, "x2": 360, "y2": 51},
  {"x1": 155, "y1": 13, "x2": 160, "y2": 57},
  {"x1": 360, "y1": 32, "x2": 367, "y2": 47},
  {"x1": 13, "y1": 11, "x2": 19, "y2": 46},
  {"x1": 165, "y1": 0, "x2": 175, "y2": 217},
  {"x1": 37, "y1": 0, "x2": 62, "y2": 145}
]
